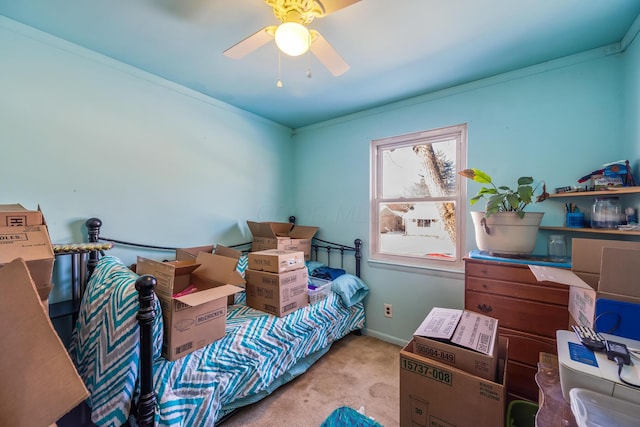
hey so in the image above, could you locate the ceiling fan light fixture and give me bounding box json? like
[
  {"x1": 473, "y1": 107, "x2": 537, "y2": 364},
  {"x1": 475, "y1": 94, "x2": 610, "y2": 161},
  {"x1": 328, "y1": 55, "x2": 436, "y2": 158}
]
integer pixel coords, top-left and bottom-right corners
[{"x1": 274, "y1": 22, "x2": 310, "y2": 56}]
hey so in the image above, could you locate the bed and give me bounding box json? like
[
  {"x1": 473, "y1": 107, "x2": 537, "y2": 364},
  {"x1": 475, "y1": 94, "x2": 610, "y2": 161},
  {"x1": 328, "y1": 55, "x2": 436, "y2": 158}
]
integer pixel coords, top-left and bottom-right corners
[{"x1": 65, "y1": 217, "x2": 367, "y2": 427}]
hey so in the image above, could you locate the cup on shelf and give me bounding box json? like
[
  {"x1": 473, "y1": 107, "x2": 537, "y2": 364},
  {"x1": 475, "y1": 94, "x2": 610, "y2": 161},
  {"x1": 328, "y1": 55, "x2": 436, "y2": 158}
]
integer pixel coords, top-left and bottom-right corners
[{"x1": 565, "y1": 212, "x2": 585, "y2": 228}]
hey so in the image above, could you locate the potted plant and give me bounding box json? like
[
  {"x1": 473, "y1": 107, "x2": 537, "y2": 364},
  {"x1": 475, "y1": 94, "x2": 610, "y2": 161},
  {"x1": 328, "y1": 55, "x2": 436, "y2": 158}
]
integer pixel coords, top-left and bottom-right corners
[{"x1": 459, "y1": 168, "x2": 549, "y2": 256}]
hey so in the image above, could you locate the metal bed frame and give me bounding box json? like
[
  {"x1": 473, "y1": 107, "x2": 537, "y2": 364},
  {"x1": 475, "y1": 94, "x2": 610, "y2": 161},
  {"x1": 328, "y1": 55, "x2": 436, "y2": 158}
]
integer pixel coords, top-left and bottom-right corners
[{"x1": 60, "y1": 217, "x2": 362, "y2": 426}]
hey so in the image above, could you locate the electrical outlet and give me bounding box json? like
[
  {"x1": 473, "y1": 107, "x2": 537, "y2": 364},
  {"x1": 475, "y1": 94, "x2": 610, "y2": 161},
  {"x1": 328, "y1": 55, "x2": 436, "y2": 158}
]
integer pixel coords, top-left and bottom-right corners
[{"x1": 384, "y1": 303, "x2": 393, "y2": 318}]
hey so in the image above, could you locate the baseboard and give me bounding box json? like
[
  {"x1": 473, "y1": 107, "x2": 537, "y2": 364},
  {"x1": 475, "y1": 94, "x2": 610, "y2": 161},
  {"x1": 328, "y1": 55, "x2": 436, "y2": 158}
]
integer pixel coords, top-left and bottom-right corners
[{"x1": 359, "y1": 328, "x2": 409, "y2": 348}]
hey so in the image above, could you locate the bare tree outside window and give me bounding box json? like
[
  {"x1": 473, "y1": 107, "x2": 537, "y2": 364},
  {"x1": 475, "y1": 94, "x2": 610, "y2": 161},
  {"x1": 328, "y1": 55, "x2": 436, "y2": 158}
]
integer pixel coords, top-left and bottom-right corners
[{"x1": 370, "y1": 124, "x2": 467, "y2": 269}]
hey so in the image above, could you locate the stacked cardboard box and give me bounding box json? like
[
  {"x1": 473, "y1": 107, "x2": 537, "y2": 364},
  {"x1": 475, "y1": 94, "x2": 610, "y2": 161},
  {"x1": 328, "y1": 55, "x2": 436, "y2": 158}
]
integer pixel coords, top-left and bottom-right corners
[
  {"x1": 136, "y1": 250, "x2": 245, "y2": 361},
  {"x1": 0, "y1": 204, "x2": 55, "y2": 310},
  {"x1": 528, "y1": 238, "x2": 640, "y2": 328},
  {"x1": 400, "y1": 307, "x2": 506, "y2": 427},
  {"x1": 247, "y1": 221, "x2": 318, "y2": 260},
  {"x1": 245, "y1": 249, "x2": 309, "y2": 317}
]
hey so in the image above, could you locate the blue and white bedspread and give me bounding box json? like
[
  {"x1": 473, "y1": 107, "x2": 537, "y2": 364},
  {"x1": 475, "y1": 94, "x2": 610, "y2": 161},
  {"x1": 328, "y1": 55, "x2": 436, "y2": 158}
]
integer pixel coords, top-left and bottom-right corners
[{"x1": 70, "y1": 256, "x2": 367, "y2": 427}]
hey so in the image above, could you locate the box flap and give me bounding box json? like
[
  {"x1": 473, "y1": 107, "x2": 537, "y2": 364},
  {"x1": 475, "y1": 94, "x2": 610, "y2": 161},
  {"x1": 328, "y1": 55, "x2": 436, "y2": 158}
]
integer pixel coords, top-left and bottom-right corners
[
  {"x1": 599, "y1": 248, "x2": 640, "y2": 297},
  {"x1": 166, "y1": 260, "x2": 201, "y2": 276},
  {"x1": 0, "y1": 204, "x2": 44, "y2": 227},
  {"x1": 0, "y1": 203, "x2": 27, "y2": 211},
  {"x1": 247, "y1": 221, "x2": 293, "y2": 238},
  {"x1": 413, "y1": 307, "x2": 462, "y2": 340},
  {"x1": 214, "y1": 244, "x2": 241, "y2": 261},
  {"x1": 529, "y1": 265, "x2": 593, "y2": 290},
  {"x1": 450, "y1": 310, "x2": 498, "y2": 356},
  {"x1": 0, "y1": 259, "x2": 89, "y2": 426},
  {"x1": 174, "y1": 284, "x2": 243, "y2": 306},
  {"x1": 193, "y1": 251, "x2": 246, "y2": 287},
  {"x1": 136, "y1": 257, "x2": 178, "y2": 298},
  {"x1": 288, "y1": 225, "x2": 319, "y2": 239},
  {"x1": 572, "y1": 238, "x2": 640, "y2": 274},
  {"x1": 176, "y1": 245, "x2": 214, "y2": 261}
]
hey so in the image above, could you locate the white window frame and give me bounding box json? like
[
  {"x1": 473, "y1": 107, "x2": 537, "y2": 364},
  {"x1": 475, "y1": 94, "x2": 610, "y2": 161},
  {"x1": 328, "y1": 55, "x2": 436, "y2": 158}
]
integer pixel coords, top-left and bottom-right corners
[{"x1": 369, "y1": 123, "x2": 467, "y2": 271}]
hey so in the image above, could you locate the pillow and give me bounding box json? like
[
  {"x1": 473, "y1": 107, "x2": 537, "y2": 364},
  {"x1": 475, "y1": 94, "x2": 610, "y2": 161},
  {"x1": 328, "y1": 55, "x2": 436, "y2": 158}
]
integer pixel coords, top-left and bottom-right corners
[{"x1": 331, "y1": 274, "x2": 369, "y2": 307}]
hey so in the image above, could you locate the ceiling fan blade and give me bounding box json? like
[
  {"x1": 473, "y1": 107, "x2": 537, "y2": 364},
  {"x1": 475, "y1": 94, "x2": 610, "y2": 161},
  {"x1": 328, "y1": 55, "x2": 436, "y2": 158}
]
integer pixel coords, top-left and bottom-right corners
[
  {"x1": 309, "y1": 31, "x2": 350, "y2": 76},
  {"x1": 315, "y1": 0, "x2": 361, "y2": 16},
  {"x1": 224, "y1": 26, "x2": 276, "y2": 59}
]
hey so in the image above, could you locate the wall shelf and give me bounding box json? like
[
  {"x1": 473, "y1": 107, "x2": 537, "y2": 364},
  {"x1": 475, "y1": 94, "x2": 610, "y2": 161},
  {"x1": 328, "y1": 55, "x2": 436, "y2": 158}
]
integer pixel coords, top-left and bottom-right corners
[
  {"x1": 549, "y1": 187, "x2": 640, "y2": 198},
  {"x1": 540, "y1": 226, "x2": 640, "y2": 236},
  {"x1": 545, "y1": 187, "x2": 640, "y2": 236}
]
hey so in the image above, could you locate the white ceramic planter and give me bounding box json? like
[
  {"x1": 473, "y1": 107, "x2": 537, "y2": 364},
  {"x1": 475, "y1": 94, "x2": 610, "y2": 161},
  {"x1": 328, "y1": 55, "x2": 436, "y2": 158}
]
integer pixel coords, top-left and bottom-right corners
[{"x1": 471, "y1": 211, "x2": 544, "y2": 256}]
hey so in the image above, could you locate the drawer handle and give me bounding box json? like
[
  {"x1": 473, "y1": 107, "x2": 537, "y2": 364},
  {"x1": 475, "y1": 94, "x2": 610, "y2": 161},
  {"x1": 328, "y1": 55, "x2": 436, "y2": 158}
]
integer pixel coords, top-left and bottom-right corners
[{"x1": 477, "y1": 304, "x2": 493, "y2": 313}]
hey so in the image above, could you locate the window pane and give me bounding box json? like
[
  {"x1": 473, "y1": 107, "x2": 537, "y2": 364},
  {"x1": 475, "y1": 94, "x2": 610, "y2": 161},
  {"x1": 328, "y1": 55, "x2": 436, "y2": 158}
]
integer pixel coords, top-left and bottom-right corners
[
  {"x1": 381, "y1": 140, "x2": 456, "y2": 199},
  {"x1": 378, "y1": 201, "x2": 456, "y2": 260}
]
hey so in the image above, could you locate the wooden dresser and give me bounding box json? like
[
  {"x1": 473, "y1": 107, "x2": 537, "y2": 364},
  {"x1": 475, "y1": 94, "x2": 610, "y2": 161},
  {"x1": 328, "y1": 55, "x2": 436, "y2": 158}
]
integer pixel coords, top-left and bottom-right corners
[{"x1": 464, "y1": 257, "x2": 570, "y2": 402}]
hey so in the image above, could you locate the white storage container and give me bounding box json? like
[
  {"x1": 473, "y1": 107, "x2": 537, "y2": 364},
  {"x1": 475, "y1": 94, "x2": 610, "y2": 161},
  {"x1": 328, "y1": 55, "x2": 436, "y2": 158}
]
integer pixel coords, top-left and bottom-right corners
[
  {"x1": 308, "y1": 277, "x2": 332, "y2": 304},
  {"x1": 570, "y1": 388, "x2": 640, "y2": 427}
]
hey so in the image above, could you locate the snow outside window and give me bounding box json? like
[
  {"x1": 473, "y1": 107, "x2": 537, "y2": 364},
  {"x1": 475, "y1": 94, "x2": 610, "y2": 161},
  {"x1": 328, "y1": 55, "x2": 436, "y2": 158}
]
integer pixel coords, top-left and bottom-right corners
[{"x1": 370, "y1": 124, "x2": 467, "y2": 270}]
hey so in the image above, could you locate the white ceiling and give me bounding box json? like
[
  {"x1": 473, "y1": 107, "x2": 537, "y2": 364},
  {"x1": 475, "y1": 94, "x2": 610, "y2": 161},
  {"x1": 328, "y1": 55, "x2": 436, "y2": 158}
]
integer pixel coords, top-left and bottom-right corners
[{"x1": 2, "y1": 0, "x2": 639, "y2": 129}]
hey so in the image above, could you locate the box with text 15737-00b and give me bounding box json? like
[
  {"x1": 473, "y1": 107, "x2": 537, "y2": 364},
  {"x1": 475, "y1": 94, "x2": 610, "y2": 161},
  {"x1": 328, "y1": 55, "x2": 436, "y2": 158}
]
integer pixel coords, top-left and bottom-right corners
[
  {"x1": 412, "y1": 307, "x2": 499, "y2": 382},
  {"x1": 400, "y1": 336, "x2": 508, "y2": 427}
]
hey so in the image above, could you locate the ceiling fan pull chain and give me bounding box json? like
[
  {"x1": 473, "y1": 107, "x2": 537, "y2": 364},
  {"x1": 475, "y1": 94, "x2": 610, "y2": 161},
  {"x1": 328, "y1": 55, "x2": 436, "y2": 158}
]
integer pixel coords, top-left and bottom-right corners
[
  {"x1": 306, "y1": 32, "x2": 312, "y2": 78},
  {"x1": 277, "y1": 49, "x2": 283, "y2": 88}
]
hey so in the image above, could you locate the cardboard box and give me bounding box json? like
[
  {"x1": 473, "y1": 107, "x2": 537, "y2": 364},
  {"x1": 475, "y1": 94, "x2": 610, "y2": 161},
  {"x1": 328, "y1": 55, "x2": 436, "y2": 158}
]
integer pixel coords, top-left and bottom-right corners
[
  {"x1": 136, "y1": 251, "x2": 245, "y2": 360},
  {"x1": 0, "y1": 224, "x2": 55, "y2": 290},
  {"x1": 248, "y1": 249, "x2": 305, "y2": 273},
  {"x1": 400, "y1": 336, "x2": 508, "y2": 427},
  {"x1": 0, "y1": 259, "x2": 89, "y2": 426},
  {"x1": 413, "y1": 307, "x2": 499, "y2": 381},
  {"x1": 530, "y1": 247, "x2": 640, "y2": 328},
  {"x1": 247, "y1": 221, "x2": 318, "y2": 260},
  {"x1": 245, "y1": 267, "x2": 309, "y2": 317},
  {"x1": 0, "y1": 204, "x2": 44, "y2": 226}
]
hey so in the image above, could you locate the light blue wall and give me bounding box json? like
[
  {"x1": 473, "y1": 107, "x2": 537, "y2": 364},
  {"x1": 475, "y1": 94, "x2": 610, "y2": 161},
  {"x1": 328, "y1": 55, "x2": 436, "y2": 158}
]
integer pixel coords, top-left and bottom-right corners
[
  {"x1": 622, "y1": 21, "x2": 640, "y2": 167},
  {"x1": 1, "y1": 18, "x2": 294, "y2": 305},
  {"x1": 292, "y1": 47, "x2": 629, "y2": 345}
]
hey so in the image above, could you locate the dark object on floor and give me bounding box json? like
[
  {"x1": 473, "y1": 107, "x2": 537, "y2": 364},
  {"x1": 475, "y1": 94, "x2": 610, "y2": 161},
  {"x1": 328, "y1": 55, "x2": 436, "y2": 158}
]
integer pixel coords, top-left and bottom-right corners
[
  {"x1": 506, "y1": 400, "x2": 539, "y2": 427},
  {"x1": 320, "y1": 406, "x2": 383, "y2": 427}
]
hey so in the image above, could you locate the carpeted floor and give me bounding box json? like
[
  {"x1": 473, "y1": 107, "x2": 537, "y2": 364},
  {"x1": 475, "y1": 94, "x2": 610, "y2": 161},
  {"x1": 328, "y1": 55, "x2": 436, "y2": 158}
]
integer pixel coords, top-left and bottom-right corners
[{"x1": 222, "y1": 333, "x2": 401, "y2": 427}]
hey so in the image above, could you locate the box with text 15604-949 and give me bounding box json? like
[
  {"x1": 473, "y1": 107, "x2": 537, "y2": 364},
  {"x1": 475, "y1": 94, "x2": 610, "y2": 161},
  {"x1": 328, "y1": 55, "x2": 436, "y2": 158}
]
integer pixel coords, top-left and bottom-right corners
[{"x1": 412, "y1": 307, "x2": 499, "y2": 381}]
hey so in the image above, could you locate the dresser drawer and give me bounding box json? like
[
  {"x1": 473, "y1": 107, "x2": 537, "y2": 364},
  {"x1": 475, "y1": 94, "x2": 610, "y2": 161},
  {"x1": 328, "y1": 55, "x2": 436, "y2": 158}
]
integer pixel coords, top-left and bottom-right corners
[
  {"x1": 465, "y1": 291, "x2": 569, "y2": 338},
  {"x1": 466, "y1": 260, "x2": 542, "y2": 284},
  {"x1": 466, "y1": 277, "x2": 569, "y2": 305},
  {"x1": 465, "y1": 259, "x2": 568, "y2": 287},
  {"x1": 499, "y1": 327, "x2": 557, "y2": 366}
]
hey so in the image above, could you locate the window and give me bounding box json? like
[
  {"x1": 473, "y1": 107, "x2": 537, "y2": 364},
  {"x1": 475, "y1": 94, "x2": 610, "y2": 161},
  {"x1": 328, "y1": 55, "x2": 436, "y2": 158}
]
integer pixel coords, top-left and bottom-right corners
[{"x1": 370, "y1": 124, "x2": 467, "y2": 270}]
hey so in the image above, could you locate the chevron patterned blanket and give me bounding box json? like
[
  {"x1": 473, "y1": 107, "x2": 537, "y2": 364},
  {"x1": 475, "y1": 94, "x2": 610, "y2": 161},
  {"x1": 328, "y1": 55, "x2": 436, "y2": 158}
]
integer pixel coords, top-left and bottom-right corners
[{"x1": 71, "y1": 256, "x2": 366, "y2": 427}]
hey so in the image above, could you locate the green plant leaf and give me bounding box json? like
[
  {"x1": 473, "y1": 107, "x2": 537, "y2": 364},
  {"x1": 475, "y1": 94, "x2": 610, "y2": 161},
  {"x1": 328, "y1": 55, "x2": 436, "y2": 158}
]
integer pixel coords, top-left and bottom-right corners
[
  {"x1": 478, "y1": 187, "x2": 497, "y2": 195},
  {"x1": 517, "y1": 177, "x2": 534, "y2": 185},
  {"x1": 506, "y1": 193, "x2": 520, "y2": 210},
  {"x1": 518, "y1": 185, "x2": 533, "y2": 203},
  {"x1": 459, "y1": 168, "x2": 492, "y2": 184}
]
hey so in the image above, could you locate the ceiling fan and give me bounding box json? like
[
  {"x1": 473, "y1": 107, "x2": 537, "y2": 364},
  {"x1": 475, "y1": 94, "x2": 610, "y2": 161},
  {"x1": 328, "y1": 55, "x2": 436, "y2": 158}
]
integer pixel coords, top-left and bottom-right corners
[{"x1": 223, "y1": 0, "x2": 361, "y2": 77}]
